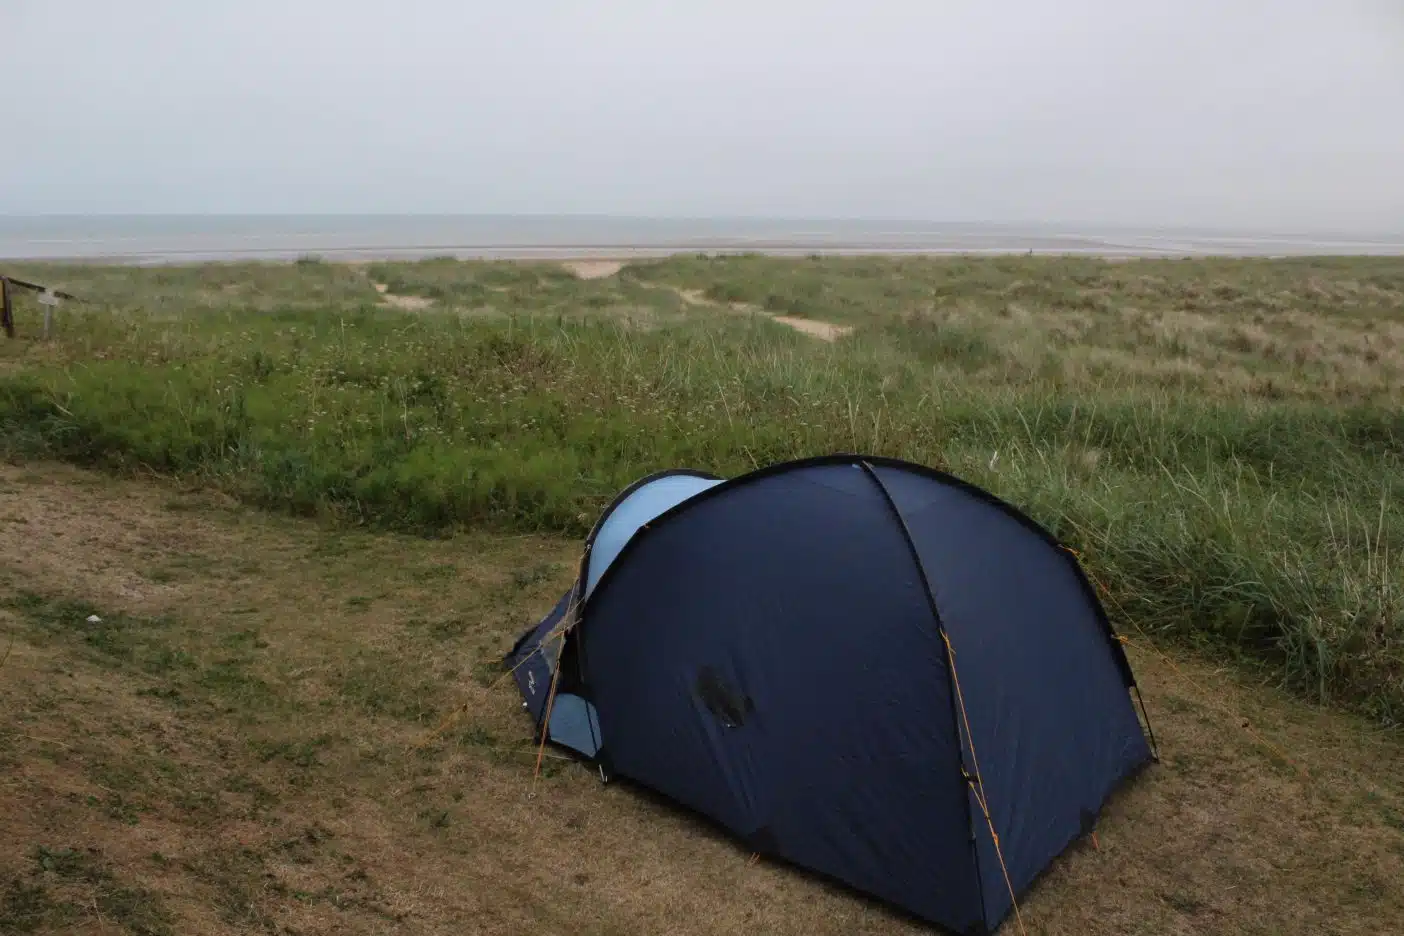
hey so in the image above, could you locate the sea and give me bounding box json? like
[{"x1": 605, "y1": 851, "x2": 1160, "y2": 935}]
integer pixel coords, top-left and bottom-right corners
[{"x1": 2, "y1": 215, "x2": 1403, "y2": 265}]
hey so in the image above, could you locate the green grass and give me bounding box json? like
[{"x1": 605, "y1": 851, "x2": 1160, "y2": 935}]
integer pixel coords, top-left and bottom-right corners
[
  {"x1": 0, "y1": 255, "x2": 1401, "y2": 724},
  {"x1": 3, "y1": 592, "x2": 187, "y2": 674},
  {"x1": 0, "y1": 846, "x2": 172, "y2": 935}
]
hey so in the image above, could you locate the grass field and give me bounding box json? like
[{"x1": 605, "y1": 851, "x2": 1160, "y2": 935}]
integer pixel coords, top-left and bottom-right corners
[{"x1": 1, "y1": 254, "x2": 1402, "y2": 934}]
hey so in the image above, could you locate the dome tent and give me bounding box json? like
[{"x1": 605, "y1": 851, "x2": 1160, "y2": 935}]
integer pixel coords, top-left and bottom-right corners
[{"x1": 504, "y1": 454, "x2": 1157, "y2": 934}]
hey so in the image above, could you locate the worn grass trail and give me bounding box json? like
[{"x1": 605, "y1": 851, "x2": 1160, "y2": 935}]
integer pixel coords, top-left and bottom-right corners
[{"x1": 1, "y1": 465, "x2": 1401, "y2": 935}]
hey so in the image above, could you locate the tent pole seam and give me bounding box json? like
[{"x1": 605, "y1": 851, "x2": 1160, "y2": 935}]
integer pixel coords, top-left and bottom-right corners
[
  {"x1": 1060, "y1": 546, "x2": 1165, "y2": 762},
  {"x1": 1132, "y1": 685, "x2": 1161, "y2": 762},
  {"x1": 942, "y1": 631, "x2": 1028, "y2": 936},
  {"x1": 1058, "y1": 544, "x2": 1141, "y2": 690},
  {"x1": 856, "y1": 460, "x2": 992, "y2": 933}
]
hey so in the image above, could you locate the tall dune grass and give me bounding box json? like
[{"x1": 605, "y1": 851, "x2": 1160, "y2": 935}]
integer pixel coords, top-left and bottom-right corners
[{"x1": 0, "y1": 255, "x2": 1400, "y2": 722}]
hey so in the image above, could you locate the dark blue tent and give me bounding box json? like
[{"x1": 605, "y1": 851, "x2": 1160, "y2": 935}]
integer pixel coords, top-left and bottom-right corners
[{"x1": 505, "y1": 454, "x2": 1156, "y2": 934}]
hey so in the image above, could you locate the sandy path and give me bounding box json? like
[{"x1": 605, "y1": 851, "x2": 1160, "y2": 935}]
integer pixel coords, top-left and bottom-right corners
[
  {"x1": 668, "y1": 285, "x2": 853, "y2": 342},
  {"x1": 562, "y1": 260, "x2": 626, "y2": 280},
  {"x1": 372, "y1": 281, "x2": 434, "y2": 310},
  {"x1": 673, "y1": 288, "x2": 715, "y2": 306},
  {"x1": 368, "y1": 264, "x2": 851, "y2": 340},
  {"x1": 772, "y1": 316, "x2": 854, "y2": 341}
]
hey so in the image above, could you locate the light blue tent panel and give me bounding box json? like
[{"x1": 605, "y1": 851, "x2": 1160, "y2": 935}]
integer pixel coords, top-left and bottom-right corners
[
  {"x1": 547, "y1": 693, "x2": 603, "y2": 757},
  {"x1": 543, "y1": 474, "x2": 719, "y2": 756},
  {"x1": 583, "y1": 475, "x2": 722, "y2": 599}
]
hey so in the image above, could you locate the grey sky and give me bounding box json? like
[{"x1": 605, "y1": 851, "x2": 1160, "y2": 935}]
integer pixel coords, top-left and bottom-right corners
[{"x1": 3, "y1": 1, "x2": 1402, "y2": 232}]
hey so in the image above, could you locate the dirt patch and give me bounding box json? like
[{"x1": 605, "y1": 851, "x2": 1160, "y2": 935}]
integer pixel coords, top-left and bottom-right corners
[
  {"x1": 562, "y1": 260, "x2": 625, "y2": 280},
  {"x1": 2, "y1": 463, "x2": 1402, "y2": 936}
]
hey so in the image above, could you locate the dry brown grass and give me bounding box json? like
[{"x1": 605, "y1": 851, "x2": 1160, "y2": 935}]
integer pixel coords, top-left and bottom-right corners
[
  {"x1": 1, "y1": 464, "x2": 1401, "y2": 934},
  {"x1": 879, "y1": 282, "x2": 1404, "y2": 402}
]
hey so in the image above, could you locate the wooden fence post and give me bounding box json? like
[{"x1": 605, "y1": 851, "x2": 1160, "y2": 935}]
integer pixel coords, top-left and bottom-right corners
[
  {"x1": 1, "y1": 277, "x2": 13, "y2": 338},
  {"x1": 39, "y1": 289, "x2": 60, "y2": 339}
]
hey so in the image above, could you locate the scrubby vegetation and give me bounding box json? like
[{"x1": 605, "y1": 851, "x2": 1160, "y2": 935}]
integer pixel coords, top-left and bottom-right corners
[{"x1": 1, "y1": 254, "x2": 1400, "y2": 723}]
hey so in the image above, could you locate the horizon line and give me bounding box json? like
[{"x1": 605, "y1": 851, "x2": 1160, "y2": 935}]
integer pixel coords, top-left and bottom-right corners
[{"x1": 2, "y1": 212, "x2": 1402, "y2": 241}]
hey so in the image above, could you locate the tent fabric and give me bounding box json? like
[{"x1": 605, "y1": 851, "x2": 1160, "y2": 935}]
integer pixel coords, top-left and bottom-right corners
[
  {"x1": 506, "y1": 587, "x2": 604, "y2": 757},
  {"x1": 507, "y1": 470, "x2": 722, "y2": 757},
  {"x1": 868, "y1": 464, "x2": 1151, "y2": 925},
  {"x1": 504, "y1": 455, "x2": 1153, "y2": 934},
  {"x1": 507, "y1": 588, "x2": 570, "y2": 728},
  {"x1": 583, "y1": 472, "x2": 724, "y2": 599}
]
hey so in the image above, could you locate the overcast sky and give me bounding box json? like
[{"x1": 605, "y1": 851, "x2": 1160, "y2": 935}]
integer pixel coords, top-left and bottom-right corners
[{"x1": 2, "y1": 1, "x2": 1402, "y2": 232}]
